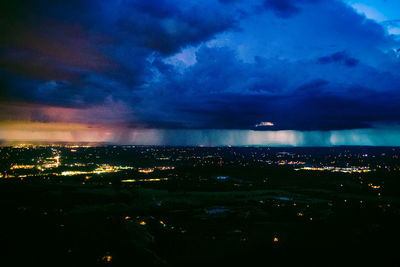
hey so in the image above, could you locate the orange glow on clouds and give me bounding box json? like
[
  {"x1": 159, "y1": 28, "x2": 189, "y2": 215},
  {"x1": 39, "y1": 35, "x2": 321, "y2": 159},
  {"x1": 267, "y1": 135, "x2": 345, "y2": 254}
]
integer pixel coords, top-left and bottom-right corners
[
  {"x1": 0, "y1": 121, "x2": 162, "y2": 144},
  {"x1": 0, "y1": 121, "x2": 110, "y2": 142}
]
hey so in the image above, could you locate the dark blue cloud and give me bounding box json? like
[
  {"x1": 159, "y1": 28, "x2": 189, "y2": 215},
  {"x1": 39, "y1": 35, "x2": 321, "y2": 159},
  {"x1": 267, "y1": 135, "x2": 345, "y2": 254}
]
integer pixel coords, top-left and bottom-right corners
[
  {"x1": 142, "y1": 37, "x2": 400, "y2": 130},
  {"x1": 0, "y1": 0, "x2": 400, "y2": 133},
  {"x1": 297, "y1": 79, "x2": 330, "y2": 92},
  {"x1": 264, "y1": 0, "x2": 301, "y2": 18},
  {"x1": 263, "y1": 0, "x2": 320, "y2": 18},
  {"x1": 318, "y1": 51, "x2": 359, "y2": 67}
]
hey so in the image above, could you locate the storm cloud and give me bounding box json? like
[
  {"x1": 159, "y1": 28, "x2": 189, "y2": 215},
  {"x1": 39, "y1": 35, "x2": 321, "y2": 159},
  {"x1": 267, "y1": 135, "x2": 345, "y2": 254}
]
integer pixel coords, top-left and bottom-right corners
[{"x1": 1, "y1": 0, "x2": 400, "y2": 145}]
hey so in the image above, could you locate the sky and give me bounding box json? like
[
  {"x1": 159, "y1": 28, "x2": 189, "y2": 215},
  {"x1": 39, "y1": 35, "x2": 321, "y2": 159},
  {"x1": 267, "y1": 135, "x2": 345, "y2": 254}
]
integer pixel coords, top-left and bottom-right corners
[{"x1": 0, "y1": 0, "x2": 400, "y2": 146}]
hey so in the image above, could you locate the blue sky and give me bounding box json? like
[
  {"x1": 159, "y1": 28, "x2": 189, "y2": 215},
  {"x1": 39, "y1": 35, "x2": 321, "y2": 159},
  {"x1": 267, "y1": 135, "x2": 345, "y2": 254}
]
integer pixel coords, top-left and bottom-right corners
[
  {"x1": 0, "y1": 0, "x2": 400, "y2": 145},
  {"x1": 344, "y1": 0, "x2": 400, "y2": 34}
]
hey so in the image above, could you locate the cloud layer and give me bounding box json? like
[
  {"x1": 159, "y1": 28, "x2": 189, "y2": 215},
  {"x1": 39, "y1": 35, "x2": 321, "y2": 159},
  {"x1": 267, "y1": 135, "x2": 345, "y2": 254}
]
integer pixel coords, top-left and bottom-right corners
[{"x1": 1, "y1": 0, "x2": 400, "y2": 143}]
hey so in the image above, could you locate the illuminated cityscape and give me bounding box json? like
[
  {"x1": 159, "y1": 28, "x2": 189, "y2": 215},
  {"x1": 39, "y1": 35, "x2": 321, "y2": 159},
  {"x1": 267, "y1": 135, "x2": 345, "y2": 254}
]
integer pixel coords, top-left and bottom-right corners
[{"x1": 1, "y1": 144, "x2": 399, "y2": 266}]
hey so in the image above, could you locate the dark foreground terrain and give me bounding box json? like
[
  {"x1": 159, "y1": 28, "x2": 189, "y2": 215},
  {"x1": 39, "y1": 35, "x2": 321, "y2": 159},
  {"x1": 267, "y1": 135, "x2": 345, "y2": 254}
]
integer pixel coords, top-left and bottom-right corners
[{"x1": 0, "y1": 146, "x2": 399, "y2": 266}]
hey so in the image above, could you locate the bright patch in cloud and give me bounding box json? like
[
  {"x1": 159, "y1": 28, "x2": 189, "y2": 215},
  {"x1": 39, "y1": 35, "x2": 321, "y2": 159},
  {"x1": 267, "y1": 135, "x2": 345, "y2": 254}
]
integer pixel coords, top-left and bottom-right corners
[
  {"x1": 164, "y1": 46, "x2": 199, "y2": 67},
  {"x1": 347, "y1": 3, "x2": 386, "y2": 21},
  {"x1": 255, "y1": 121, "x2": 274, "y2": 127}
]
